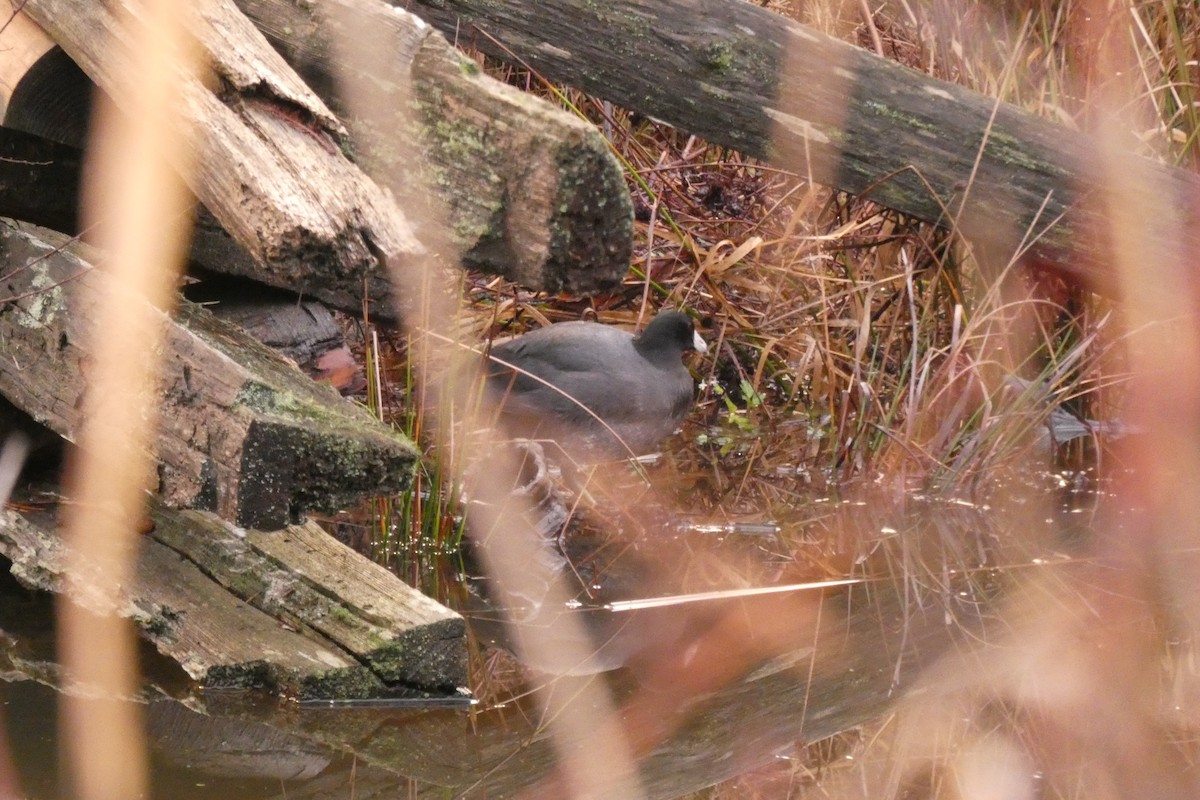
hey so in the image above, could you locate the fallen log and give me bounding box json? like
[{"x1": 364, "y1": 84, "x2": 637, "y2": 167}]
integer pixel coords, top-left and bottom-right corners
[
  {"x1": 150, "y1": 503, "x2": 467, "y2": 690},
  {"x1": 0, "y1": 221, "x2": 418, "y2": 530},
  {"x1": 409, "y1": 0, "x2": 1200, "y2": 294},
  {"x1": 0, "y1": 125, "x2": 360, "y2": 389},
  {"x1": 236, "y1": 0, "x2": 634, "y2": 294},
  {"x1": 4, "y1": 1, "x2": 633, "y2": 297},
  {"x1": 0, "y1": 499, "x2": 468, "y2": 697},
  {"x1": 0, "y1": 117, "x2": 358, "y2": 389},
  {"x1": 0, "y1": 507, "x2": 361, "y2": 696},
  {"x1": 21, "y1": 0, "x2": 423, "y2": 318},
  {"x1": 0, "y1": 48, "x2": 358, "y2": 310}
]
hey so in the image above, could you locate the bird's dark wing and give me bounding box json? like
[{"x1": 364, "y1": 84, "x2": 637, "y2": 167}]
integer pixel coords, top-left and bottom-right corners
[
  {"x1": 485, "y1": 325, "x2": 633, "y2": 388},
  {"x1": 486, "y1": 358, "x2": 619, "y2": 422}
]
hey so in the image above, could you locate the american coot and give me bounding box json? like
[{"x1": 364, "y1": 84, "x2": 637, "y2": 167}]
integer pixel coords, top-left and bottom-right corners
[{"x1": 483, "y1": 310, "x2": 707, "y2": 460}]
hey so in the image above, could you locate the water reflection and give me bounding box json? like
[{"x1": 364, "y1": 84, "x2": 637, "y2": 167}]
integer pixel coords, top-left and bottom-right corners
[{"x1": 0, "y1": 466, "x2": 1144, "y2": 799}]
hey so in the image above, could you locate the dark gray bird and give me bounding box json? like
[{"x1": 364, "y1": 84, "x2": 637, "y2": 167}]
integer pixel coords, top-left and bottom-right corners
[{"x1": 483, "y1": 310, "x2": 707, "y2": 460}]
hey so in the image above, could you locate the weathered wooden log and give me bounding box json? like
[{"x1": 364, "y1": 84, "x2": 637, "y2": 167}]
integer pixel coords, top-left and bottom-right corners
[
  {"x1": 4, "y1": 3, "x2": 632, "y2": 297},
  {"x1": 0, "y1": 123, "x2": 310, "y2": 330},
  {"x1": 0, "y1": 500, "x2": 468, "y2": 697},
  {"x1": 236, "y1": 0, "x2": 634, "y2": 294},
  {"x1": 409, "y1": 0, "x2": 1200, "y2": 295},
  {"x1": 0, "y1": 118, "x2": 357, "y2": 387},
  {"x1": 150, "y1": 503, "x2": 467, "y2": 690},
  {"x1": 0, "y1": 507, "x2": 363, "y2": 696},
  {"x1": 0, "y1": 221, "x2": 417, "y2": 530},
  {"x1": 21, "y1": 0, "x2": 423, "y2": 318},
  {"x1": 0, "y1": 44, "x2": 339, "y2": 304},
  {"x1": 0, "y1": 125, "x2": 357, "y2": 388},
  {"x1": 0, "y1": 51, "x2": 316, "y2": 319}
]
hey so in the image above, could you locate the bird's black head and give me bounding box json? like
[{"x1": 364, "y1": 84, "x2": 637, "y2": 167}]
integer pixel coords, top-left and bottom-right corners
[{"x1": 634, "y1": 310, "x2": 707, "y2": 362}]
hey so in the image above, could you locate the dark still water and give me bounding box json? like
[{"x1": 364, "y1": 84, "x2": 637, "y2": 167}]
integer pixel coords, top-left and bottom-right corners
[{"x1": 3, "y1": 473, "x2": 1167, "y2": 800}]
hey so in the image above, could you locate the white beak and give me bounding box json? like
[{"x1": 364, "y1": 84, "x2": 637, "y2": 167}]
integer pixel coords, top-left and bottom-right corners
[{"x1": 692, "y1": 330, "x2": 708, "y2": 354}]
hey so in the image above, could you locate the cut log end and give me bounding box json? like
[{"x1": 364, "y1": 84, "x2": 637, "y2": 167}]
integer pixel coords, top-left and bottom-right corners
[
  {"x1": 231, "y1": 416, "x2": 416, "y2": 529},
  {"x1": 367, "y1": 617, "x2": 469, "y2": 692}
]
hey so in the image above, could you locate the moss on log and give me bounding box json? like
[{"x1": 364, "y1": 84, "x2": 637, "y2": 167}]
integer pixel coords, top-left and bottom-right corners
[{"x1": 0, "y1": 221, "x2": 418, "y2": 530}]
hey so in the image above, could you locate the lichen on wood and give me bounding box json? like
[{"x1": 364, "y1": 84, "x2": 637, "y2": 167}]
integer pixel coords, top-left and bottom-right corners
[{"x1": 0, "y1": 221, "x2": 419, "y2": 530}]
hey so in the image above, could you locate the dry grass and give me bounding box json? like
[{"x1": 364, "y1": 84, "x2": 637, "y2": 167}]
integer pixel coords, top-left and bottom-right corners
[
  {"x1": 2, "y1": 0, "x2": 1172, "y2": 791},
  {"x1": 16, "y1": 0, "x2": 1192, "y2": 796},
  {"x1": 370, "y1": 0, "x2": 1200, "y2": 797},
  {"x1": 428, "y1": 0, "x2": 1151, "y2": 507}
]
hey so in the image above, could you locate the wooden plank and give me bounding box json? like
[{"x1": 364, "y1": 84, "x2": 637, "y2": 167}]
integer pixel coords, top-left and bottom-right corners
[
  {"x1": 1, "y1": 499, "x2": 468, "y2": 697},
  {"x1": 0, "y1": 221, "x2": 418, "y2": 530},
  {"x1": 246, "y1": 522, "x2": 466, "y2": 689},
  {"x1": 409, "y1": 0, "x2": 1200, "y2": 294}
]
